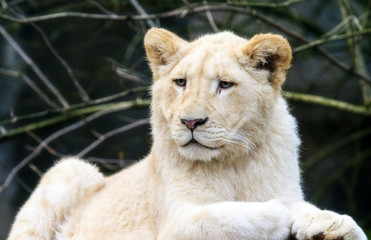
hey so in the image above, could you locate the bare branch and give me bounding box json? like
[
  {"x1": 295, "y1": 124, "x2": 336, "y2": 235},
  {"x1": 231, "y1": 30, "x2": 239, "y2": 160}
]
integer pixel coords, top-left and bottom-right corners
[
  {"x1": 0, "y1": 2, "x2": 370, "y2": 84},
  {"x1": 313, "y1": 46, "x2": 371, "y2": 84},
  {"x1": 9, "y1": 6, "x2": 90, "y2": 102},
  {"x1": 227, "y1": 0, "x2": 307, "y2": 8},
  {"x1": 28, "y1": 163, "x2": 43, "y2": 177},
  {"x1": 115, "y1": 67, "x2": 151, "y2": 85},
  {"x1": 303, "y1": 127, "x2": 371, "y2": 171},
  {"x1": 0, "y1": 25, "x2": 70, "y2": 108},
  {"x1": 0, "y1": 110, "x2": 50, "y2": 125},
  {"x1": 77, "y1": 118, "x2": 149, "y2": 157},
  {"x1": 0, "y1": 0, "x2": 7, "y2": 9},
  {"x1": 0, "y1": 107, "x2": 137, "y2": 193},
  {"x1": 309, "y1": 149, "x2": 371, "y2": 204},
  {"x1": 122, "y1": 33, "x2": 143, "y2": 65},
  {"x1": 293, "y1": 28, "x2": 371, "y2": 53},
  {"x1": 29, "y1": 22, "x2": 91, "y2": 102},
  {"x1": 282, "y1": 91, "x2": 371, "y2": 115},
  {"x1": 322, "y1": 15, "x2": 363, "y2": 38},
  {"x1": 229, "y1": 4, "x2": 371, "y2": 84},
  {"x1": 26, "y1": 131, "x2": 59, "y2": 156},
  {"x1": 203, "y1": 0, "x2": 219, "y2": 32},
  {"x1": 337, "y1": 0, "x2": 371, "y2": 105},
  {"x1": 86, "y1": 0, "x2": 116, "y2": 15},
  {"x1": 0, "y1": 68, "x2": 57, "y2": 108},
  {"x1": 0, "y1": 99, "x2": 150, "y2": 140},
  {"x1": 0, "y1": 4, "x2": 299, "y2": 23},
  {"x1": 130, "y1": 0, "x2": 157, "y2": 28},
  {"x1": 0, "y1": 86, "x2": 149, "y2": 125}
]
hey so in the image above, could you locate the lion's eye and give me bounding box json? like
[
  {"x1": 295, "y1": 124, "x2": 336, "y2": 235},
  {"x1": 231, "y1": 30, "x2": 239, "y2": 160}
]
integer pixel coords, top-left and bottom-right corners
[
  {"x1": 174, "y1": 78, "x2": 187, "y2": 87},
  {"x1": 219, "y1": 81, "x2": 234, "y2": 89}
]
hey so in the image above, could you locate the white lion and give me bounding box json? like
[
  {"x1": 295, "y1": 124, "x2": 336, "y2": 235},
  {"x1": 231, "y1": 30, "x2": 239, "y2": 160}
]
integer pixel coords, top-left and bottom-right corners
[{"x1": 7, "y1": 28, "x2": 367, "y2": 240}]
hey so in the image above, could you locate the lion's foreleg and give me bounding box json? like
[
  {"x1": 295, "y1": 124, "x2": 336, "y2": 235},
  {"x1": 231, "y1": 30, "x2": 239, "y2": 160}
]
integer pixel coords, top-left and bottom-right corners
[{"x1": 158, "y1": 200, "x2": 291, "y2": 240}]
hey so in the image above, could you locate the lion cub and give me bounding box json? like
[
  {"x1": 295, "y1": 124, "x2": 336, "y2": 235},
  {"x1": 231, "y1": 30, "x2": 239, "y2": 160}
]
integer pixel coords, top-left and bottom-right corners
[{"x1": 8, "y1": 28, "x2": 367, "y2": 240}]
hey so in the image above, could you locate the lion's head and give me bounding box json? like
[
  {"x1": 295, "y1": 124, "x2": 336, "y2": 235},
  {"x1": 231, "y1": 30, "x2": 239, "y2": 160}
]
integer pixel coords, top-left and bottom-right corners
[{"x1": 144, "y1": 28, "x2": 292, "y2": 162}]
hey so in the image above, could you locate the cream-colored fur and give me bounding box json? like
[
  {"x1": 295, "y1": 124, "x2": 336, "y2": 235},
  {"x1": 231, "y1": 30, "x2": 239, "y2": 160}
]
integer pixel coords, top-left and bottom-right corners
[{"x1": 7, "y1": 28, "x2": 367, "y2": 240}]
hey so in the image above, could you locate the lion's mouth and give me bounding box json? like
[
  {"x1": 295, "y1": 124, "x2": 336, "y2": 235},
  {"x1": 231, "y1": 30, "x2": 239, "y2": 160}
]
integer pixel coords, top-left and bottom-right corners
[{"x1": 182, "y1": 138, "x2": 221, "y2": 150}]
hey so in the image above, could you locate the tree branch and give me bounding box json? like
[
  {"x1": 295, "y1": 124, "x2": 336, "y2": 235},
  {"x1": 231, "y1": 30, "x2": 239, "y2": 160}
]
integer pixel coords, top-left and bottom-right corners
[
  {"x1": 0, "y1": 25, "x2": 70, "y2": 108},
  {"x1": 10, "y1": 6, "x2": 90, "y2": 102},
  {"x1": 30, "y1": 21, "x2": 91, "y2": 102},
  {"x1": 0, "y1": 0, "x2": 7, "y2": 9},
  {"x1": 227, "y1": 0, "x2": 307, "y2": 8},
  {"x1": 0, "y1": 3, "x2": 310, "y2": 23},
  {"x1": 293, "y1": 28, "x2": 371, "y2": 53},
  {"x1": 282, "y1": 91, "x2": 371, "y2": 115},
  {"x1": 303, "y1": 127, "x2": 371, "y2": 171},
  {"x1": 130, "y1": 0, "x2": 156, "y2": 28},
  {"x1": 0, "y1": 107, "x2": 136, "y2": 193},
  {"x1": 0, "y1": 68, "x2": 57, "y2": 108},
  {"x1": 0, "y1": 86, "x2": 148, "y2": 125},
  {"x1": 0, "y1": 99, "x2": 150, "y2": 140},
  {"x1": 337, "y1": 0, "x2": 371, "y2": 105},
  {"x1": 77, "y1": 118, "x2": 149, "y2": 157},
  {"x1": 1, "y1": 3, "x2": 370, "y2": 83}
]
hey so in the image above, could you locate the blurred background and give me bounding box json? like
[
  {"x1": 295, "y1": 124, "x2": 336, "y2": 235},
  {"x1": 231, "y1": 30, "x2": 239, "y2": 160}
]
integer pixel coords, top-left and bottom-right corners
[{"x1": 0, "y1": 0, "x2": 370, "y2": 238}]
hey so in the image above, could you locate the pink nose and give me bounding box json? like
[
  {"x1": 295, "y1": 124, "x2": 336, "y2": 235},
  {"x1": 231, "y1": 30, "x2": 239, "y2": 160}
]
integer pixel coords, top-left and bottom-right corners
[{"x1": 181, "y1": 117, "x2": 208, "y2": 131}]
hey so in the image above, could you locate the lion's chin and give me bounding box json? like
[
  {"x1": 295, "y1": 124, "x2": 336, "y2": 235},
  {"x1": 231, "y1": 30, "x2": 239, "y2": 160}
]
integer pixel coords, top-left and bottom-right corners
[{"x1": 178, "y1": 143, "x2": 221, "y2": 162}]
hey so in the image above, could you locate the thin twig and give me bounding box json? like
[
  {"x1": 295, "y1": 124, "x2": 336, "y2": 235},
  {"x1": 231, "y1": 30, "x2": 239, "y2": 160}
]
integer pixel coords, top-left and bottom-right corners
[
  {"x1": 28, "y1": 163, "x2": 44, "y2": 177},
  {"x1": 77, "y1": 118, "x2": 149, "y2": 157},
  {"x1": 322, "y1": 15, "x2": 362, "y2": 38},
  {"x1": 107, "y1": 57, "x2": 151, "y2": 85},
  {"x1": 0, "y1": 99, "x2": 150, "y2": 140},
  {"x1": 313, "y1": 47, "x2": 371, "y2": 83},
  {"x1": 6, "y1": 0, "x2": 25, "y2": 8},
  {"x1": 227, "y1": 0, "x2": 307, "y2": 8},
  {"x1": 303, "y1": 127, "x2": 371, "y2": 171},
  {"x1": 337, "y1": 0, "x2": 356, "y2": 67},
  {"x1": 0, "y1": 25, "x2": 69, "y2": 108},
  {"x1": 0, "y1": 107, "x2": 133, "y2": 193},
  {"x1": 30, "y1": 23, "x2": 90, "y2": 102},
  {"x1": 89, "y1": 86, "x2": 149, "y2": 104},
  {"x1": 115, "y1": 67, "x2": 151, "y2": 85},
  {"x1": 310, "y1": 149, "x2": 371, "y2": 204},
  {"x1": 86, "y1": 0, "x2": 116, "y2": 15},
  {"x1": 203, "y1": 0, "x2": 219, "y2": 32},
  {"x1": 0, "y1": 0, "x2": 7, "y2": 9},
  {"x1": 293, "y1": 28, "x2": 371, "y2": 53},
  {"x1": 0, "y1": 86, "x2": 149, "y2": 125},
  {"x1": 9, "y1": 6, "x2": 90, "y2": 102},
  {"x1": 282, "y1": 91, "x2": 371, "y2": 115},
  {"x1": 26, "y1": 131, "x2": 58, "y2": 156},
  {"x1": 122, "y1": 33, "x2": 143, "y2": 65},
  {"x1": 241, "y1": 7, "x2": 371, "y2": 83},
  {"x1": 337, "y1": 0, "x2": 371, "y2": 105},
  {"x1": 1, "y1": 2, "x2": 370, "y2": 83},
  {"x1": 0, "y1": 4, "x2": 302, "y2": 23},
  {"x1": 130, "y1": 0, "x2": 156, "y2": 28},
  {"x1": 0, "y1": 68, "x2": 57, "y2": 108}
]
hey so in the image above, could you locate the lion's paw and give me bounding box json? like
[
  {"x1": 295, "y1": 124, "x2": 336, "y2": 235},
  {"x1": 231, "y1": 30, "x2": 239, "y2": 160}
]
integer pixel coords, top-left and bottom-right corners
[{"x1": 292, "y1": 210, "x2": 367, "y2": 240}]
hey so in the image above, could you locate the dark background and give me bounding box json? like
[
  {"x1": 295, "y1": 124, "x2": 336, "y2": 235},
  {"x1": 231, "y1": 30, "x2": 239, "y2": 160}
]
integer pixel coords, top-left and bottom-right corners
[{"x1": 0, "y1": 0, "x2": 370, "y2": 239}]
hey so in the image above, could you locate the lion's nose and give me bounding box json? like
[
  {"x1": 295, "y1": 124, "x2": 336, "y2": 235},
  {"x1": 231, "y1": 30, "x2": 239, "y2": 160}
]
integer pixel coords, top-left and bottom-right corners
[{"x1": 181, "y1": 117, "x2": 208, "y2": 131}]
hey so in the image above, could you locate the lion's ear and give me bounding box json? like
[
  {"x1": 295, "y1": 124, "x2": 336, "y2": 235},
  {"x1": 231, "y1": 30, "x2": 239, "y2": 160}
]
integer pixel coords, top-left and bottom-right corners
[
  {"x1": 144, "y1": 28, "x2": 187, "y2": 80},
  {"x1": 242, "y1": 33, "x2": 292, "y2": 89}
]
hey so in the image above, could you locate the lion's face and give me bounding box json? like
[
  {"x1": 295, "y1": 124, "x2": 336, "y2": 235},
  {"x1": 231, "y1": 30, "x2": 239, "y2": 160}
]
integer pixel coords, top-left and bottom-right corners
[{"x1": 145, "y1": 29, "x2": 292, "y2": 162}]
